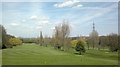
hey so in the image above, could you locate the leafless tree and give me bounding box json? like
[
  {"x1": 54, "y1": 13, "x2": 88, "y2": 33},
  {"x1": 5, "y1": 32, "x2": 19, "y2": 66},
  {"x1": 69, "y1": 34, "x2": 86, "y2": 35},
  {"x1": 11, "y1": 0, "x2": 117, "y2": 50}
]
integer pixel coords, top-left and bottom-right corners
[{"x1": 54, "y1": 20, "x2": 71, "y2": 51}]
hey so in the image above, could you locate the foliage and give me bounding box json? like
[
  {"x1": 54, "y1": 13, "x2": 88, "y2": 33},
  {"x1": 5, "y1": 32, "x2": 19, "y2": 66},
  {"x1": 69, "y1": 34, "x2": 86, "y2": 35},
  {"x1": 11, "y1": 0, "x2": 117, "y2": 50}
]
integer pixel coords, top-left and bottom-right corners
[
  {"x1": 5, "y1": 34, "x2": 15, "y2": 48},
  {"x1": 0, "y1": 25, "x2": 6, "y2": 48},
  {"x1": 88, "y1": 33, "x2": 119, "y2": 52},
  {"x1": 108, "y1": 33, "x2": 118, "y2": 52},
  {"x1": 40, "y1": 31, "x2": 43, "y2": 46},
  {"x1": 0, "y1": 25, "x2": 2, "y2": 48},
  {"x1": 99, "y1": 36, "x2": 109, "y2": 49},
  {"x1": 0, "y1": 25, "x2": 15, "y2": 48},
  {"x1": 70, "y1": 40, "x2": 78, "y2": 48},
  {"x1": 9, "y1": 38, "x2": 22, "y2": 46},
  {"x1": 75, "y1": 39, "x2": 86, "y2": 55}
]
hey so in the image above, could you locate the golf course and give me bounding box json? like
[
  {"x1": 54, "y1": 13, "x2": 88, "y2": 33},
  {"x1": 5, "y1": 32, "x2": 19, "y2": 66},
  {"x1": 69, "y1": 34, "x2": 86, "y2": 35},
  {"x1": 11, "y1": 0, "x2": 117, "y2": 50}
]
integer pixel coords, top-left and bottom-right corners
[
  {"x1": 1, "y1": 43, "x2": 118, "y2": 65},
  {"x1": 0, "y1": 1, "x2": 119, "y2": 66}
]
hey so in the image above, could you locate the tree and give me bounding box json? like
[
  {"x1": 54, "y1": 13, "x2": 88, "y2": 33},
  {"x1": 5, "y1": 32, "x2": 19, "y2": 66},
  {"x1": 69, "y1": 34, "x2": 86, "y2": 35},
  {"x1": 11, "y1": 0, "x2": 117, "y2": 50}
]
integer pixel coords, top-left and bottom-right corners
[
  {"x1": 99, "y1": 36, "x2": 109, "y2": 50},
  {"x1": 108, "y1": 33, "x2": 118, "y2": 52},
  {"x1": 86, "y1": 38, "x2": 91, "y2": 50},
  {"x1": 64, "y1": 37, "x2": 71, "y2": 51},
  {"x1": 118, "y1": 35, "x2": 120, "y2": 51},
  {"x1": 43, "y1": 36, "x2": 51, "y2": 47},
  {"x1": 54, "y1": 20, "x2": 71, "y2": 51},
  {"x1": 75, "y1": 39, "x2": 86, "y2": 55},
  {"x1": 9, "y1": 38, "x2": 22, "y2": 46},
  {"x1": 0, "y1": 25, "x2": 2, "y2": 48},
  {"x1": 61, "y1": 21, "x2": 70, "y2": 50},
  {"x1": 40, "y1": 31, "x2": 43, "y2": 46},
  {"x1": 0, "y1": 25, "x2": 7, "y2": 48},
  {"x1": 5, "y1": 34, "x2": 15, "y2": 48},
  {"x1": 71, "y1": 40, "x2": 78, "y2": 48},
  {"x1": 54, "y1": 26, "x2": 61, "y2": 49},
  {"x1": 0, "y1": 25, "x2": 15, "y2": 48}
]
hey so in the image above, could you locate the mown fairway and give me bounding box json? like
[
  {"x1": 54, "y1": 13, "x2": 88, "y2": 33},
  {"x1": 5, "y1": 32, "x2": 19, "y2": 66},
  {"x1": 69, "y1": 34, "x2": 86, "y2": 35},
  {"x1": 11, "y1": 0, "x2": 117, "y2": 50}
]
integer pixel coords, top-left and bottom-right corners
[{"x1": 2, "y1": 43, "x2": 118, "y2": 65}]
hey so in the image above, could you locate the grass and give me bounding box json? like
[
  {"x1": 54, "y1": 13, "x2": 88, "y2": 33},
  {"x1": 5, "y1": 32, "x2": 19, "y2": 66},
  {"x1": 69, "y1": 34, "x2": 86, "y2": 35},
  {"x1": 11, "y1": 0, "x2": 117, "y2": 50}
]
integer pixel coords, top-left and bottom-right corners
[
  {"x1": 0, "y1": 49, "x2": 2, "y2": 66},
  {"x1": 1, "y1": 43, "x2": 118, "y2": 65}
]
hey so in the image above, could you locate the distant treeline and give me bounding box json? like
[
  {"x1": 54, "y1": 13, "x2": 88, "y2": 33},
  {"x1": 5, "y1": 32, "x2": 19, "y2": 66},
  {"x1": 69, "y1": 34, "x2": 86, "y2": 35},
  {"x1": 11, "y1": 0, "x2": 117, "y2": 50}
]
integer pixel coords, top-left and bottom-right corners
[
  {"x1": 87, "y1": 34, "x2": 120, "y2": 52},
  {"x1": 20, "y1": 34, "x2": 120, "y2": 52},
  {"x1": 20, "y1": 37, "x2": 53, "y2": 47}
]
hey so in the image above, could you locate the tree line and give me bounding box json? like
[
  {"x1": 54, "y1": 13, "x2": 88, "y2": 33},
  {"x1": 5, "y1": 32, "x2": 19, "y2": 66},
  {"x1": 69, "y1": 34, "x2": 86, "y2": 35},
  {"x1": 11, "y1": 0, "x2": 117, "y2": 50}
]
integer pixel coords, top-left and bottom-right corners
[
  {"x1": 19, "y1": 20, "x2": 119, "y2": 53},
  {"x1": 87, "y1": 32, "x2": 119, "y2": 52}
]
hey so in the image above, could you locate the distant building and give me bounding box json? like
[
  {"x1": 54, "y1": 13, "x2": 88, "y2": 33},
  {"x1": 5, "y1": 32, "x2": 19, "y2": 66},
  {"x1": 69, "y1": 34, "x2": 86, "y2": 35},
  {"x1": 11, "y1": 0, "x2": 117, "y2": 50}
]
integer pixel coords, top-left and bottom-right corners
[
  {"x1": 71, "y1": 36, "x2": 89, "y2": 40},
  {"x1": 80, "y1": 36, "x2": 89, "y2": 39}
]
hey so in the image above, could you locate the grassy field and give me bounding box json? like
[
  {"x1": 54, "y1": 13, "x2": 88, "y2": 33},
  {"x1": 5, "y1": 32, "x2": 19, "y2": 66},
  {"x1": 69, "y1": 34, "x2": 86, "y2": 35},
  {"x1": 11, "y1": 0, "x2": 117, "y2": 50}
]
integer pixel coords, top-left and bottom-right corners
[{"x1": 1, "y1": 43, "x2": 118, "y2": 65}]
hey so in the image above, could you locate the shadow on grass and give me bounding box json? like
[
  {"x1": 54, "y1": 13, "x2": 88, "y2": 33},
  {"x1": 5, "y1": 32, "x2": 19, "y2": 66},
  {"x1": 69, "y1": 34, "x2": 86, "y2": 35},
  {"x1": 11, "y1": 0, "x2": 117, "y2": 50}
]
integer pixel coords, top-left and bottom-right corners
[{"x1": 74, "y1": 52, "x2": 81, "y2": 55}]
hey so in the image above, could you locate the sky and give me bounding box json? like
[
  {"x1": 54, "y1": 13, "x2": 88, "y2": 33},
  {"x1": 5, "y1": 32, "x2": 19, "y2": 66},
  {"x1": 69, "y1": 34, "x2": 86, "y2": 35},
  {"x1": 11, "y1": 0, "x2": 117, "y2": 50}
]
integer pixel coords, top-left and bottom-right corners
[{"x1": 1, "y1": 0, "x2": 118, "y2": 38}]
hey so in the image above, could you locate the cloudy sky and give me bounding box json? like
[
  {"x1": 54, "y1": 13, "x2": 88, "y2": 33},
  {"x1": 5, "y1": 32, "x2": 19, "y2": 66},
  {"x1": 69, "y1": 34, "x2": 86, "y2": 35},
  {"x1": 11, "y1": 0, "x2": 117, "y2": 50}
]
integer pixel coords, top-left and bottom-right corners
[{"x1": 1, "y1": 1, "x2": 118, "y2": 38}]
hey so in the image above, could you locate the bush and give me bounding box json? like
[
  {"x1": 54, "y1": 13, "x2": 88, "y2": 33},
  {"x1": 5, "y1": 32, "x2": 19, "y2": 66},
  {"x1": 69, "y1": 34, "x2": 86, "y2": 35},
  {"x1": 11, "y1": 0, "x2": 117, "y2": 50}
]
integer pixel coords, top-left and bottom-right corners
[
  {"x1": 70, "y1": 40, "x2": 78, "y2": 48},
  {"x1": 75, "y1": 39, "x2": 86, "y2": 55},
  {"x1": 9, "y1": 38, "x2": 22, "y2": 46}
]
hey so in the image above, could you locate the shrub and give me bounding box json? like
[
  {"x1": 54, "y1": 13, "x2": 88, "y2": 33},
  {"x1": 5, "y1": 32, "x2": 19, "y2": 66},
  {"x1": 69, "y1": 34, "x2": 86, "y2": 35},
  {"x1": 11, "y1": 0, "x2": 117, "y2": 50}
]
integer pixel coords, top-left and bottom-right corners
[
  {"x1": 75, "y1": 39, "x2": 86, "y2": 55},
  {"x1": 9, "y1": 38, "x2": 22, "y2": 46},
  {"x1": 70, "y1": 40, "x2": 78, "y2": 48}
]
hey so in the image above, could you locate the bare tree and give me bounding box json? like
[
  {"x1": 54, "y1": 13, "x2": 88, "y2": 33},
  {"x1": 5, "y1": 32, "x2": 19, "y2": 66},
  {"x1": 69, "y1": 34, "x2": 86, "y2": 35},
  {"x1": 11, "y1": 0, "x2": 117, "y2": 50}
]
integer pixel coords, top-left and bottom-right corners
[
  {"x1": 54, "y1": 20, "x2": 71, "y2": 51},
  {"x1": 61, "y1": 20, "x2": 70, "y2": 50},
  {"x1": 54, "y1": 25, "x2": 61, "y2": 49}
]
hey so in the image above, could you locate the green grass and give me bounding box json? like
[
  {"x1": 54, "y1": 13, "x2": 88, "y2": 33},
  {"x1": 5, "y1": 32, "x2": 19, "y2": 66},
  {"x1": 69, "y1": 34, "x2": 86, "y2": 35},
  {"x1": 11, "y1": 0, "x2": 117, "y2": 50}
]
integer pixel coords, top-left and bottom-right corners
[
  {"x1": 1, "y1": 43, "x2": 118, "y2": 65},
  {"x1": 0, "y1": 49, "x2": 2, "y2": 66}
]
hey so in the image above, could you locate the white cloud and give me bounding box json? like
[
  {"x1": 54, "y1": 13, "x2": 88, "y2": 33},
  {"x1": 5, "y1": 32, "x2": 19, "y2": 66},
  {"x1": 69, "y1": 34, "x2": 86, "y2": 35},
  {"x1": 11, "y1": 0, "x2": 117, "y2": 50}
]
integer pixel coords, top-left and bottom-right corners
[
  {"x1": 30, "y1": 16, "x2": 38, "y2": 19},
  {"x1": 54, "y1": 0, "x2": 79, "y2": 7},
  {"x1": 72, "y1": 4, "x2": 83, "y2": 8},
  {"x1": 10, "y1": 23, "x2": 19, "y2": 26}
]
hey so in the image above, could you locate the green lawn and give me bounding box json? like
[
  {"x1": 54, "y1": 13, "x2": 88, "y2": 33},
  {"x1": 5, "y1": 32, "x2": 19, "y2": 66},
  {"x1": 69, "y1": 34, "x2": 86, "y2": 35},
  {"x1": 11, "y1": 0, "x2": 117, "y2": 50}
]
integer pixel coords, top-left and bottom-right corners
[{"x1": 1, "y1": 43, "x2": 118, "y2": 65}]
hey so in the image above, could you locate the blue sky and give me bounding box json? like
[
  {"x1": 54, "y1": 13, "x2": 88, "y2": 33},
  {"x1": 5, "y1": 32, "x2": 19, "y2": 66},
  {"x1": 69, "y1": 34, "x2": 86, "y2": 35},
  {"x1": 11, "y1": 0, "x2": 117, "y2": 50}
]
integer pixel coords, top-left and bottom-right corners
[{"x1": 1, "y1": 1, "x2": 118, "y2": 38}]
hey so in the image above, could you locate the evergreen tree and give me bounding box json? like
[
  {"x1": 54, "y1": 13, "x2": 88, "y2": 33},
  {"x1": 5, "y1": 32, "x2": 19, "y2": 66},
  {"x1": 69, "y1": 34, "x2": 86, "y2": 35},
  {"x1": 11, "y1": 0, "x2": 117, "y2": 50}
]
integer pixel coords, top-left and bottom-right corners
[{"x1": 40, "y1": 31, "x2": 43, "y2": 46}]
